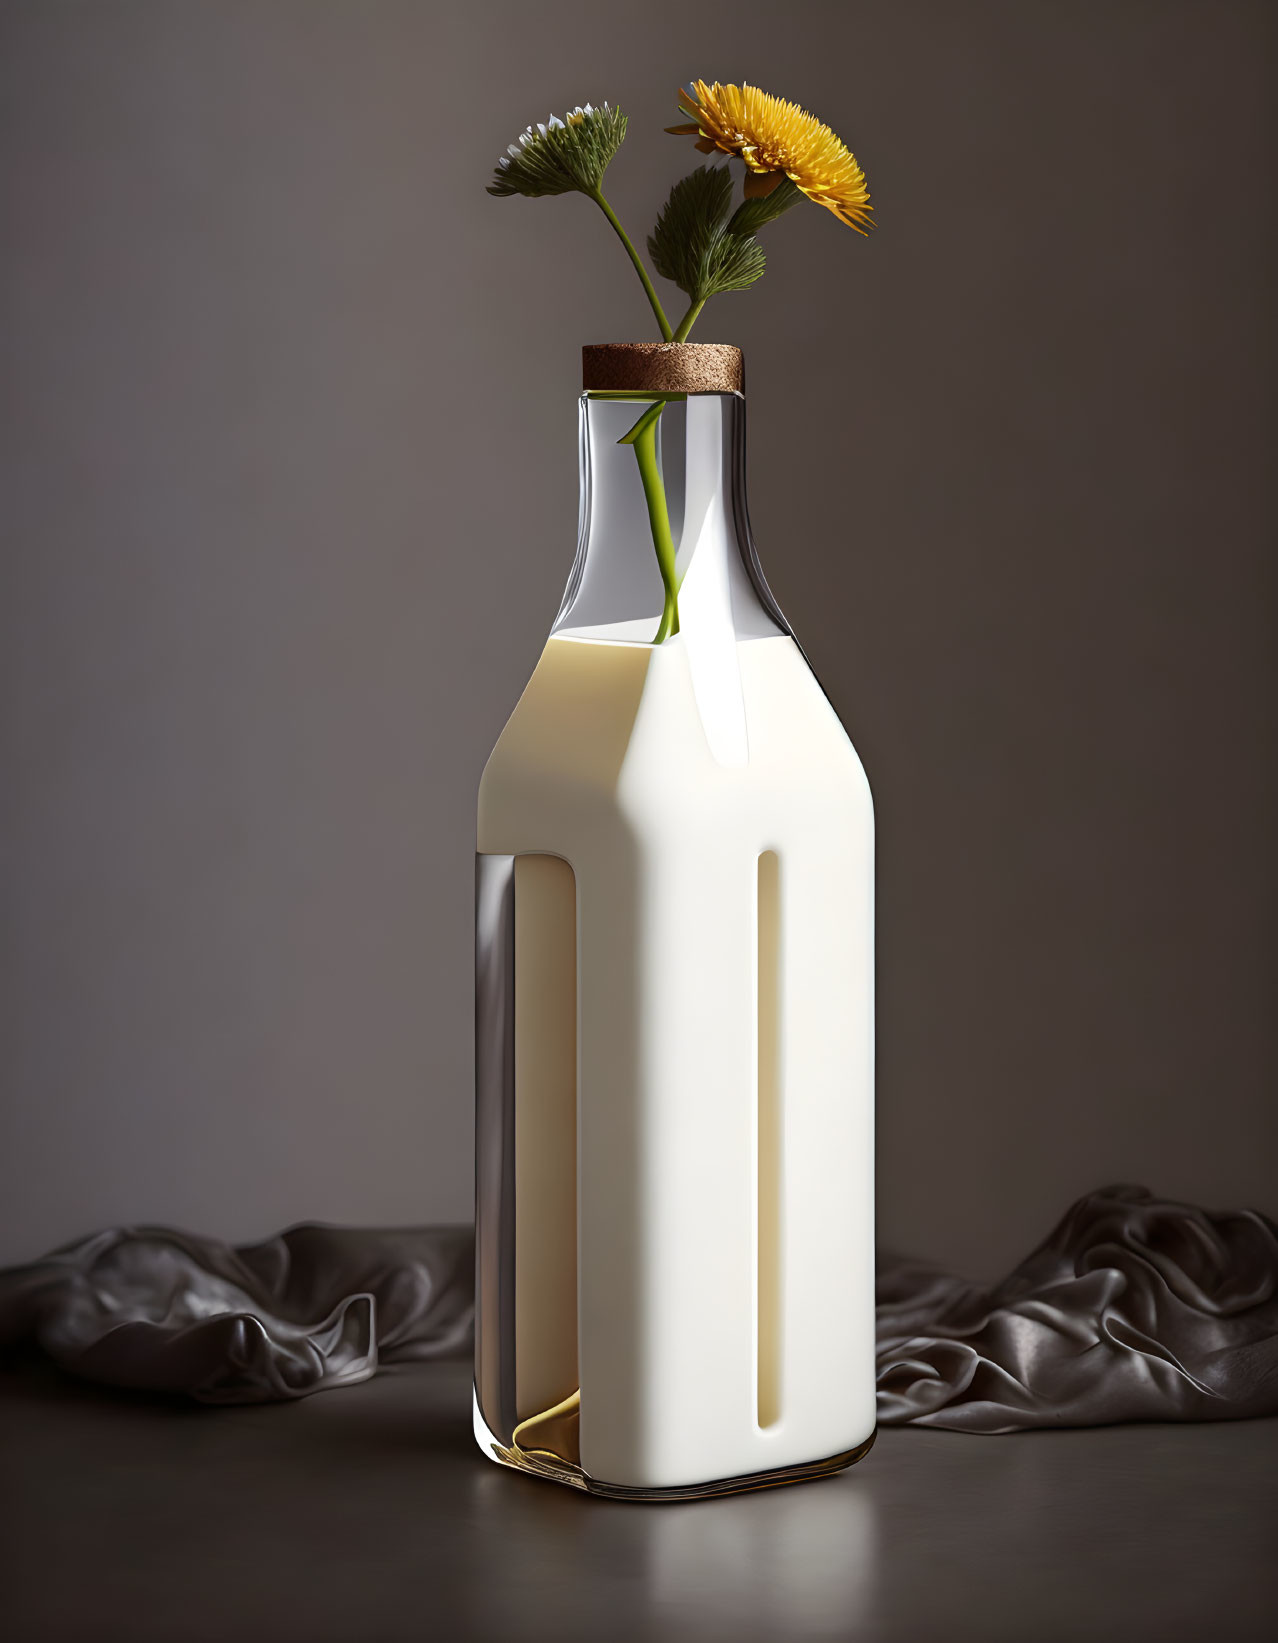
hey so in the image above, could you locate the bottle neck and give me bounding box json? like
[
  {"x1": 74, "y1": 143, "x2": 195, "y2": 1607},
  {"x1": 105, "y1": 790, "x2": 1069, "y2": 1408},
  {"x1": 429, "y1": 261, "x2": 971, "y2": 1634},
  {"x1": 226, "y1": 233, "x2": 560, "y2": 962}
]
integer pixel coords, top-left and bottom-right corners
[{"x1": 552, "y1": 393, "x2": 788, "y2": 647}]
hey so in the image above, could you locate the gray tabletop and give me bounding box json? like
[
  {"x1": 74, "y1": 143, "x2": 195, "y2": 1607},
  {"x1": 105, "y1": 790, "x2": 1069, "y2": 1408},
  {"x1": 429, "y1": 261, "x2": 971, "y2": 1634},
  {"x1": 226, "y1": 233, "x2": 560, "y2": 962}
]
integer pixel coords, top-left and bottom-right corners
[{"x1": 2, "y1": 1357, "x2": 1274, "y2": 1642}]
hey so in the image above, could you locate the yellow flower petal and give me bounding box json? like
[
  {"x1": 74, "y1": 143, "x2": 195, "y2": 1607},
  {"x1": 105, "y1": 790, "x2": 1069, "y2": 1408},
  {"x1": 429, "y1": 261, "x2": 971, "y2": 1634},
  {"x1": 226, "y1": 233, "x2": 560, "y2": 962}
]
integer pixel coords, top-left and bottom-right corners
[{"x1": 668, "y1": 80, "x2": 874, "y2": 233}]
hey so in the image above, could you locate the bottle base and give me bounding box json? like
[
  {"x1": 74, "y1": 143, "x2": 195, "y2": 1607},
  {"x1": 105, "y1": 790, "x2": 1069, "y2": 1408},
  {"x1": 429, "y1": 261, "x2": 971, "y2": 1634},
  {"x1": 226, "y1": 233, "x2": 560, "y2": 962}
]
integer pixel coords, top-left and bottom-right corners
[{"x1": 473, "y1": 1390, "x2": 875, "y2": 1503}]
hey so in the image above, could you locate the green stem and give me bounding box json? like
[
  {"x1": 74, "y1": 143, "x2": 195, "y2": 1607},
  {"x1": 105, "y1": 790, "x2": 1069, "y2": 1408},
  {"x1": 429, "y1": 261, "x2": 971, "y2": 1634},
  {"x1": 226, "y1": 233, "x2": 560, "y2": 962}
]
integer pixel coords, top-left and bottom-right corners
[
  {"x1": 591, "y1": 191, "x2": 673, "y2": 342},
  {"x1": 672, "y1": 298, "x2": 706, "y2": 342},
  {"x1": 620, "y1": 400, "x2": 679, "y2": 642}
]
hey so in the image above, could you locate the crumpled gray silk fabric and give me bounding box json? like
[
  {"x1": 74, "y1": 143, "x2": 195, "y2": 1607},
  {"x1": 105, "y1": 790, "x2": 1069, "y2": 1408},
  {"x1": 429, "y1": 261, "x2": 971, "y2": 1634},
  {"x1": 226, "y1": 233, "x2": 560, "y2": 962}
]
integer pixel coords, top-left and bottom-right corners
[
  {"x1": 0, "y1": 1223, "x2": 473, "y2": 1403},
  {"x1": 876, "y1": 1184, "x2": 1278, "y2": 1431},
  {"x1": 1, "y1": 1187, "x2": 1275, "y2": 1429}
]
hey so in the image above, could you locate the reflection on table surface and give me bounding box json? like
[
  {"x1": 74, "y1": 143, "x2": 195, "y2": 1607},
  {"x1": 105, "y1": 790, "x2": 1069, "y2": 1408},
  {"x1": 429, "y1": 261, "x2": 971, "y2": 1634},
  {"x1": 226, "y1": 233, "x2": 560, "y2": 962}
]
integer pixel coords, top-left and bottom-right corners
[{"x1": 2, "y1": 1357, "x2": 1274, "y2": 1643}]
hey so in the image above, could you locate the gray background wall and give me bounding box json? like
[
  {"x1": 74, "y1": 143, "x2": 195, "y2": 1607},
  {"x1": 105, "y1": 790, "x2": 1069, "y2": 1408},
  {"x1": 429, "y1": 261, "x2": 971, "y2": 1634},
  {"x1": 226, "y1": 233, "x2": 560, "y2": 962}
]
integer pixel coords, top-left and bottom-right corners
[{"x1": 1, "y1": 0, "x2": 1273, "y2": 1274}]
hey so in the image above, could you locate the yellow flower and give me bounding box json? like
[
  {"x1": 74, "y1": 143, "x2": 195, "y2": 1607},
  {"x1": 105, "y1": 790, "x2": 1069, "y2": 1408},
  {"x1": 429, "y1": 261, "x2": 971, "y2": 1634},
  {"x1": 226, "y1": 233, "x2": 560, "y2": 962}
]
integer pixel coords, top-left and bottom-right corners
[{"x1": 667, "y1": 81, "x2": 873, "y2": 234}]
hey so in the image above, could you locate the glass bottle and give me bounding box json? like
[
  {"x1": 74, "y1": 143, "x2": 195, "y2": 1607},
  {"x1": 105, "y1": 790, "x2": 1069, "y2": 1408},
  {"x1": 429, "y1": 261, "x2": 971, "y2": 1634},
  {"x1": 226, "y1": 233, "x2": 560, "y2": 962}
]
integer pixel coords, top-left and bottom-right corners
[{"x1": 474, "y1": 344, "x2": 875, "y2": 1500}]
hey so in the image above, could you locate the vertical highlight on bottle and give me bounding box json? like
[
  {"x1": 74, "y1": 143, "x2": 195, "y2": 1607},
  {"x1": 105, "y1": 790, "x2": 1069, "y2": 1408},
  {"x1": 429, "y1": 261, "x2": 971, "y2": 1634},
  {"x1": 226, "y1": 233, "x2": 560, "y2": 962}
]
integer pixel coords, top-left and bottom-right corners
[
  {"x1": 513, "y1": 854, "x2": 579, "y2": 1432},
  {"x1": 756, "y1": 849, "x2": 783, "y2": 1431}
]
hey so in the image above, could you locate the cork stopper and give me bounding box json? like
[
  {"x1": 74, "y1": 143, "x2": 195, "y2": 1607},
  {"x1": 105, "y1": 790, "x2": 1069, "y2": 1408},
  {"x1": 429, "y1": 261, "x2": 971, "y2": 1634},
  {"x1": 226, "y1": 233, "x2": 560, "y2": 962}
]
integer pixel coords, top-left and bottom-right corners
[{"x1": 582, "y1": 343, "x2": 744, "y2": 395}]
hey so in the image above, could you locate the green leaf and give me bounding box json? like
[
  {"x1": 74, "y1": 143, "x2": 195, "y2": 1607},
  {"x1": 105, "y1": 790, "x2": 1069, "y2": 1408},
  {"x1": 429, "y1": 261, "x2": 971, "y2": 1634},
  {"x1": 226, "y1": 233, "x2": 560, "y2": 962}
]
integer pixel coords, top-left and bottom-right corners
[
  {"x1": 728, "y1": 175, "x2": 803, "y2": 235},
  {"x1": 648, "y1": 165, "x2": 768, "y2": 303},
  {"x1": 488, "y1": 103, "x2": 627, "y2": 198},
  {"x1": 705, "y1": 231, "x2": 768, "y2": 296}
]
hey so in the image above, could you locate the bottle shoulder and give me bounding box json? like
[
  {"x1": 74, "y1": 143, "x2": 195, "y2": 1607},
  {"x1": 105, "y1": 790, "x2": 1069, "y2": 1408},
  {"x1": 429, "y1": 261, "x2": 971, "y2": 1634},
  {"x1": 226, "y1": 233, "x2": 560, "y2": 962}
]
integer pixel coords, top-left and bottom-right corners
[{"x1": 479, "y1": 633, "x2": 870, "y2": 835}]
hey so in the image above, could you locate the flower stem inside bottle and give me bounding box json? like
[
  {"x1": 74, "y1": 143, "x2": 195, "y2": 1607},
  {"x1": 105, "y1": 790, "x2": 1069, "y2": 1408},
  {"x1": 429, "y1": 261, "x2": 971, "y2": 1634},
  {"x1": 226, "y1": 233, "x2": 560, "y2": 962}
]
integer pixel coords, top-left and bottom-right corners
[{"x1": 618, "y1": 398, "x2": 682, "y2": 644}]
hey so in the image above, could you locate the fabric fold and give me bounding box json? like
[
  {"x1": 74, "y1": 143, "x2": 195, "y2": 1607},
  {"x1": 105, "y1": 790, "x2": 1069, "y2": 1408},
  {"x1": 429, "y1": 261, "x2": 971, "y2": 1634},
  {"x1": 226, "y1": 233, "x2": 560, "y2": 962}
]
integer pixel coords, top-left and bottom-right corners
[
  {"x1": 875, "y1": 1184, "x2": 1278, "y2": 1430},
  {"x1": 0, "y1": 1222, "x2": 473, "y2": 1404}
]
